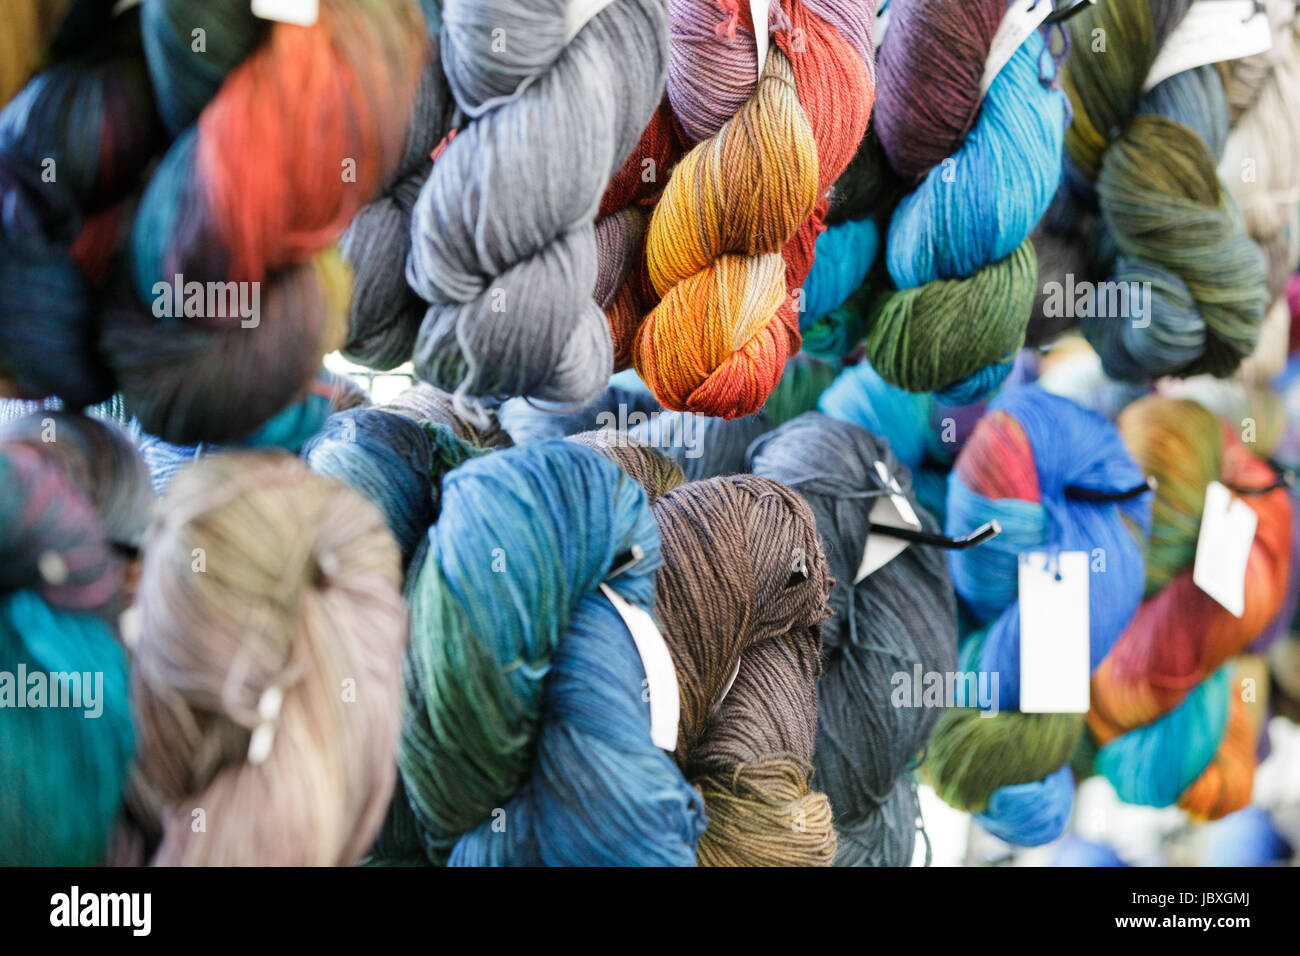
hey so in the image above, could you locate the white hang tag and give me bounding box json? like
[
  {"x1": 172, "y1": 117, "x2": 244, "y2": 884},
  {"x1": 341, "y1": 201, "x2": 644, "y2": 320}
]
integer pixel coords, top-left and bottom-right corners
[
  {"x1": 565, "y1": 0, "x2": 619, "y2": 44},
  {"x1": 251, "y1": 0, "x2": 319, "y2": 27},
  {"x1": 1143, "y1": 1, "x2": 1272, "y2": 93},
  {"x1": 855, "y1": 461, "x2": 924, "y2": 582},
  {"x1": 600, "y1": 583, "x2": 679, "y2": 751},
  {"x1": 1192, "y1": 480, "x2": 1257, "y2": 618},
  {"x1": 752, "y1": 0, "x2": 772, "y2": 82},
  {"x1": 111, "y1": 0, "x2": 145, "y2": 15},
  {"x1": 709, "y1": 659, "x2": 742, "y2": 720},
  {"x1": 875, "y1": 0, "x2": 891, "y2": 49},
  {"x1": 979, "y1": 0, "x2": 1055, "y2": 97},
  {"x1": 1018, "y1": 550, "x2": 1091, "y2": 713}
]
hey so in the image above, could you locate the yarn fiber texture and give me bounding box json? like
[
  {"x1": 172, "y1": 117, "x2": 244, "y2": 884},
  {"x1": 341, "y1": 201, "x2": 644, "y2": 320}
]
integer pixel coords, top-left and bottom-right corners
[
  {"x1": 926, "y1": 385, "x2": 1152, "y2": 846},
  {"x1": 406, "y1": 0, "x2": 669, "y2": 410},
  {"x1": 574, "y1": 434, "x2": 838, "y2": 865},
  {"x1": 399, "y1": 439, "x2": 706, "y2": 866},
  {"x1": 131, "y1": 452, "x2": 408, "y2": 865},
  {"x1": 749, "y1": 412, "x2": 958, "y2": 866}
]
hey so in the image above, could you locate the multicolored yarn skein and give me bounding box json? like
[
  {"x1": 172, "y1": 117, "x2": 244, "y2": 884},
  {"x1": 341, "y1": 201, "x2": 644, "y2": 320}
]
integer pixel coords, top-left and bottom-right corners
[
  {"x1": 0, "y1": 8, "x2": 164, "y2": 408},
  {"x1": 399, "y1": 440, "x2": 707, "y2": 866},
  {"x1": 749, "y1": 412, "x2": 958, "y2": 866},
  {"x1": 405, "y1": 0, "x2": 669, "y2": 411},
  {"x1": 571, "y1": 431, "x2": 837, "y2": 865},
  {"x1": 1087, "y1": 397, "x2": 1292, "y2": 818},
  {"x1": 1062, "y1": 0, "x2": 1268, "y2": 381},
  {"x1": 103, "y1": 0, "x2": 427, "y2": 444},
  {"x1": 0, "y1": 414, "x2": 148, "y2": 864},
  {"x1": 925, "y1": 386, "x2": 1152, "y2": 846},
  {"x1": 130, "y1": 452, "x2": 408, "y2": 865},
  {"x1": 869, "y1": 0, "x2": 1067, "y2": 402},
  {"x1": 632, "y1": 0, "x2": 875, "y2": 418}
]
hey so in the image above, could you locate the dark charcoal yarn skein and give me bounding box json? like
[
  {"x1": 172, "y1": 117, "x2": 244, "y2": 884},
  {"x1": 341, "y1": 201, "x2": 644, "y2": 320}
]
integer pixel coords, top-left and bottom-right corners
[
  {"x1": 749, "y1": 412, "x2": 958, "y2": 866},
  {"x1": 572, "y1": 431, "x2": 838, "y2": 865}
]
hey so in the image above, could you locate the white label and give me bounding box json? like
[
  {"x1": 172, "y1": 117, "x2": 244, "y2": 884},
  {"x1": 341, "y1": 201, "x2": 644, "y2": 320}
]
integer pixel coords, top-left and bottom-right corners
[
  {"x1": 600, "y1": 583, "x2": 680, "y2": 751},
  {"x1": 251, "y1": 0, "x2": 319, "y2": 27},
  {"x1": 875, "y1": 0, "x2": 891, "y2": 49},
  {"x1": 565, "y1": 0, "x2": 619, "y2": 44},
  {"x1": 1144, "y1": 1, "x2": 1272, "y2": 92},
  {"x1": 855, "y1": 461, "x2": 924, "y2": 582},
  {"x1": 112, "y1": 0, "x2": 145, "y2": 14},
  {"x1": 979, "y1": 0, "x2": 1055, "y2": 97},
  {"x1": 1192, "y1": 480, "x2": 1257, "y2": 618},
  {"x1": 709, "y1": 659, "x2": 742, "y2": 720},
  {"x1": 752, "y1": 0, "x2": 771, "y2": 82},
  {"x1": 1018, "y1": 551, "x2": 1091, "y2": 713}
]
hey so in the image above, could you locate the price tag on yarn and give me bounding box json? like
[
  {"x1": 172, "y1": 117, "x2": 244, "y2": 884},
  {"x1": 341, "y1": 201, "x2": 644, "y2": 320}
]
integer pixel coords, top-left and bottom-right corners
[
  {"x1": 752, "y1": 0, "x2": 771, "y2": 82},
  {"x1": 1143, "y1": 1, "x2": 1272, "y2": 93},
  {"x1": 600, "y1": 583, "x2": 679, "y2": 751},
  {"x1": 875, "y1": 0, "x2": 891, "y2": 50},
  {"x1": 1018, "y1": 551, "x2": 1090, "y2": 714},
  {"x1": 565, "y1": 0, "x2": 619, "y2": 43},
  {"x1": 251, "y1": 0, "x2": 319, "y2": 27},
  {"x1": 978, "y1": 0, "x2": 1055, "y2": 98},
  {"x1": 855, "y1": 461, "x2": 923, "y2": 582},
  {"x1": 1192, "y1": 480, "x2": 1257, "y2": 618}
]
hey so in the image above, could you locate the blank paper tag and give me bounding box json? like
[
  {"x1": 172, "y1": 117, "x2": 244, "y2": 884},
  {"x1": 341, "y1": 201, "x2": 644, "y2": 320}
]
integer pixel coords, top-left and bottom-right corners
[
  {"x1": 1193, "y1": 480, "x2": 1257, "y2": 618},
  {"x1": 979, "y1": 0, "x2": 1054, "y2": 97},
  {"x1": 565, "y1": 0, "x2": 618, "y2": 43},
  {"x1": 1144, "y1": 1, "x2": 1272, "y2": 92},
  {"x1": 1018, "y1": 551, "x2": 1090, "y2": 713},
  {"x1": 855, "y1": 461, "x2": 923, "y2": 583},
  {"x1": 751, "y1": 0, "x2": 771, "y2": 81},
  {"x1": 600, "y1": 583, "x2": 679, "y2": 751},
  {"x1": 251, "y1": 0, "x2": 318, "y2": 27},
  {"x1": 875, "y1": 0, "x2": 891, "y2": 49}
]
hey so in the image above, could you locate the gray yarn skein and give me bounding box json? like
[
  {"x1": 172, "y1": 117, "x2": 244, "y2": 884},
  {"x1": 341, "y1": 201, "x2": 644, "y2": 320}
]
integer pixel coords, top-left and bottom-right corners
[
  {"x1": 342, "y1": 39, "x2": 459, "y2": 370},
  {"x1": 406, "y1": 0, "x2": 668, "y2": 408},
  {"x1": 749, "y1": 412, "x2": 957, "y2": 867}
]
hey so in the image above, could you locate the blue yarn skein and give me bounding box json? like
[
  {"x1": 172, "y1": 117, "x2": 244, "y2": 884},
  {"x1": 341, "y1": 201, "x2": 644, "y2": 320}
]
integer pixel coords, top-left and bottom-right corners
[
  {"x1": 886, "y1": 32, "x2": 1066, "y2": 288},
  {"x1": 801, "y1": 217, "x2": 879, "y2": 328},
  {"x1": 400, "y1": 440, "x2": 706, "y2": 866},
  {"x1": 940, "y1": 386, "x2": 1151, "y2": 845}
]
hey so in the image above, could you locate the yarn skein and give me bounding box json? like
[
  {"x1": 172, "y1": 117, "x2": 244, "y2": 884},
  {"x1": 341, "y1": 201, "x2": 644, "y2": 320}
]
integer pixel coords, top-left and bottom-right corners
[
  {"x1": 571, "y1": 431, "x2": 838, "y2": 865},
  {"x1": 131, "y1": 452, "x2": 409, "y2": 865},
  {"x1": 399, "y1": 440, "x2": 707, "y2": 865},
  {"x1": 406, "y1": 0, "x2": 669, "y2": 410},
  {"x1": 632, "y1": 0, "x2": 875, "y2": 418},
  {"x1": 749, "y1": 412, "x2": 958, "y2": 866},
  {"x1": 926, "y1": 385, "x2": 1152, "y2": 846}
]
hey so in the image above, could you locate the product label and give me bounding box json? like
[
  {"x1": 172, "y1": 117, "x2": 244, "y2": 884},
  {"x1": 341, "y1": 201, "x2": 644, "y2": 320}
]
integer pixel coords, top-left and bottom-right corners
[
  {"x1": 1143, "y1": 0, "x2": 1272, "y2": 92},
  {"x1": 600, "y1": 583, "x2": 680, "y2": 751},
  {"x1": 855, "y1": 460, "x2": 924, "y2": 582},
  {"x1": 752, "y1": 0, "x2": 771, "y2": 81},
  {"x1": 1018, "y1": 550, "x2": 1091, "y2": 713},
  {"x1": 565, "y1": 0, "x2": 619, "y2": 44},
  {"x1": 251, "y1": 0, "x2": 319, "y2": 27},
  {"x1": 875, "y1": 0, "x2": 891, "y2": 49},
  {"x1": 979, "y1": 0, "x2": 1054, "y2": 97},
  {"x1": 1192, "y1": 480, "x2": 1257, "y2": 618}
]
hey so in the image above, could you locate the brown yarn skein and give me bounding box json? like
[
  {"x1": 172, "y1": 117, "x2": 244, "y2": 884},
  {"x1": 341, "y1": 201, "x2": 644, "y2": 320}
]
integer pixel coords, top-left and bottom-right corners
[
  {"x1": 571, "y1": 431, "x2": 837, "y2": 865},
  {"x1": 130, "y1": 452, "x2": 408, "y2": 865}
]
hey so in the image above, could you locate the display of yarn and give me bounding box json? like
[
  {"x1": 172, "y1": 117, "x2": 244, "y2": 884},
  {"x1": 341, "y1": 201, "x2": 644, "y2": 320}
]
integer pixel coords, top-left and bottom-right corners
[{"x1": 5, "y1": 0, "x2": 1300, "y2": 871}]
